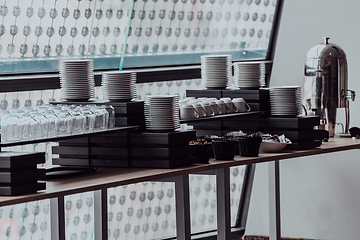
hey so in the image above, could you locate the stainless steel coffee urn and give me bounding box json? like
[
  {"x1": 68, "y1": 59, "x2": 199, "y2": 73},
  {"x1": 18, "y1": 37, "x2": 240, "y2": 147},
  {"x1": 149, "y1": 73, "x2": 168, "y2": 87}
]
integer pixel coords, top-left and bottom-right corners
[{"x1": 304, "y1": 37, "x2": 355, "y2": 137}]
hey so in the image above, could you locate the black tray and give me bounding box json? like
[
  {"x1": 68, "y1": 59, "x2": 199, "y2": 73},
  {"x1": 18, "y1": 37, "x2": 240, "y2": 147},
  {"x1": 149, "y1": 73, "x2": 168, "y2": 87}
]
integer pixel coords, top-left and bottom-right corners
[
  {"x1": 222, "y1": 89, "x2": 269, "y2": 101},
  {"x1": 111, "y1": 101, "x2": 144, "y2": 115},
  {"x1": 129, "y1": 130, "x2": 196, "y2": 145},
  {"x1": 115, "y1": 116, "x2": 145, "y2": 127},
  {"x1": 90, "y1": 159, "x2": 129, "y2": 167},
  {"x1": 0, "y1": 152, "x2": 45, "y2": 169},
  {"x1": 59, "y1": 137, "x2": 89, "y2": 146},
  {"x1": 91, "y1": 147, "x2": 128, "y2": 157},
  {"x1": 0, "y1": 169, "x2": 45, "y2": 183},
  {"x1": 45, "y1": 167, "x2": 97, "y2": 179},
  {"x1": 0, "y1": 181, "x2": 46, "y2": 196},
  {"x1": 52, "y1": 158, "x2": 90, "y2": 166},
  {"x1": 260, "y1": 116, "x2": 320, "y2": 130},
  {"x1": 52, "y1": 146, "x2": 90, "y2": 155},
  {"x1": 186, "y1": 89, "x2": 223, "y2": 99}
]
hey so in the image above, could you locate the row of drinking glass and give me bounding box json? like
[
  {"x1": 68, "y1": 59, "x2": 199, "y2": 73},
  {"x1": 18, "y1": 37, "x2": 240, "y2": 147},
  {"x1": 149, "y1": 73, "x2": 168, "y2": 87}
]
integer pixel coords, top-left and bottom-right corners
[{"x1": 0, "y1": 104, "x2": 115, "y2": 143}]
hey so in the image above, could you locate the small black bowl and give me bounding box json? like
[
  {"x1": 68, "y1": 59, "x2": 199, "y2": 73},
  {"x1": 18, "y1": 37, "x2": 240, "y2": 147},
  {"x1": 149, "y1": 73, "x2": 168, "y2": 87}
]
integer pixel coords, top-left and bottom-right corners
[
  {"x1": 190, "y1": 143, "x2": 212, "y2": 164},
  {"x1": 212, "y1": 140, "x2": 235, "y2": 160},
  {"x1": 237, "y1": 136, "x2": 262, "y2": 157}
]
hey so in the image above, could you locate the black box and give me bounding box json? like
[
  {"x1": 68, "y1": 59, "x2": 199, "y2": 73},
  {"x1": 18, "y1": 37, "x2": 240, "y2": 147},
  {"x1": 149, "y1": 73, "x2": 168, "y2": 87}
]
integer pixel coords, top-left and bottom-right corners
[
  {"x1": 222, "y1": 89, "x2": 269, "y2": 101},
  {"x1": 186, "y1": 89, "x2": 223, "y2": 99},
  {"x1": 0, "y1": 169, "x2": 45, "y2": 184},
  {"x1": 90, "y1": 147, "x2": 128, "y2": 157},
  {"x1": 129, "y1": 130, "x2": 196, "y2": 146},
  {"x1": 90, "y1": 158, "x2": 129, "y2": 167},
  {"x1": 0, "y1": 181, "x2": 46, "y2": 196},
  {"x1": 52, "y1": 146, "x2": 90, "y2": 156},
  {"x1": 52, "y1": 158, "x2": 90, "y2": 166},
  {"x1": 115, "y1": 116, "x2": 145, "y2": 127},
  {"x1": 260, "y1": 116, "x2": 320, "y2": 130},
  {"x1": 0, "y1": 152, "x2": 45, "y2": 169},
  {"x1": 59, "y1": 138, "x2": 89, "y2": 146},
  {"x1": 111, "y1": 101, "x2": 144, "y2": 115}
]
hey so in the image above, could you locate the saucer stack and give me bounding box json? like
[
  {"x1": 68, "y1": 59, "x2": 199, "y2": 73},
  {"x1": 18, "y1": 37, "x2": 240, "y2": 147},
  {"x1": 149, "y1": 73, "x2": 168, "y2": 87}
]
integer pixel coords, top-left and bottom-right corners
[
  {"x1": 145, "y1": 95, "x2": 180, "y2": 131},
  {"x1": 269, "y1": 86, "x2": 302, "y2": 116},
  {"x1": 102, "y1": 71, "x2": 137, "y2": 102},
  {"x1": 233, "y1": 62, "x2": 266, "y2": 89},
  {"x1": 59, "y1": 59, "x2": 95, "y2": 101},
  {"x1": 201, "y1": 55, "x2": 232, "y2": 89}
]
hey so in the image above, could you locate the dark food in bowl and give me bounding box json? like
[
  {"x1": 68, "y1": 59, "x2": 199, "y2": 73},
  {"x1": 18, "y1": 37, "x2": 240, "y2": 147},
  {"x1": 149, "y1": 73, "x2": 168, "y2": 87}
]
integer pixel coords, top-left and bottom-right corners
[{"x1": 189, "y1": 139, "x2": 212, "y2": 164}]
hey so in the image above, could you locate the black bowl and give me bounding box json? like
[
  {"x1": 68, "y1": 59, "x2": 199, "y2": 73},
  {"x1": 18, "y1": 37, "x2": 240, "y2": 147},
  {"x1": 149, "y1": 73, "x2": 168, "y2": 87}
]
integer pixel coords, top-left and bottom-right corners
[
  {"x1": 212, "y1": 140, "x2": 235, "y2": 160},
  {"x1": 237, "y1": 136, "x2": 262, "y2": 157}
]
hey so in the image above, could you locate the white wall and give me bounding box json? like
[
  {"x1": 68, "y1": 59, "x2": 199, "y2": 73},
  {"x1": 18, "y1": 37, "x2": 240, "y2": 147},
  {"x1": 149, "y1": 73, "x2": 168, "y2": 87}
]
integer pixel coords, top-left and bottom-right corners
[{"x1": 245, "y1": 0, "x2": 360, "y2": 239}]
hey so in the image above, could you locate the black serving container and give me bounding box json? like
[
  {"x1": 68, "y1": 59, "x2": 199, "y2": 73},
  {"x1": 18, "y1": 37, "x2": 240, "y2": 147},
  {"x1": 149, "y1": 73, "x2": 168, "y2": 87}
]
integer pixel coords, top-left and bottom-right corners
[
  {"x1": 237, "y1": 136, "x2": 262, "y2": 157},
  {"x1": 212, "y1": 140, "x2": 235, "y2": 160},
  {"x1": 190, "y1": 143, "x2": 212, "y2": 164}
]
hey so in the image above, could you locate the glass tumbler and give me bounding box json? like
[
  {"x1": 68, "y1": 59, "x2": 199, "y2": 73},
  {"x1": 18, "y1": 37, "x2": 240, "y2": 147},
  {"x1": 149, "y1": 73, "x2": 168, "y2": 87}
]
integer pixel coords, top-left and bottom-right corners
[
  {"x1": 71, "y1": 112, "x2": 86, "y2": 134},
  {"x1": 30, "y1": 112, "x2": 49, "y2": 139},
  {"x1": 45, "y1": 110, "x2": 60, "y2": 138},
  {"x1": 17, "y1": 113, "x2": 37, "y2": 140},
  {"x1": 82, "y1": 109, "x2": 96, "y2": 133},
  {"x1": 57, "y1": 111, "x2": 73, "y2": 136}
]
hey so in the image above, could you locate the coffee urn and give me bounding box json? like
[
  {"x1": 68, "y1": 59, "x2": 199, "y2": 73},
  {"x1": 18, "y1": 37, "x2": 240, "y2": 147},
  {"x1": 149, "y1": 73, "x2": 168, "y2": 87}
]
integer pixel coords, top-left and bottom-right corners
[{"x1": 304, "y1": 37, "x2": 355, "y2": 137}]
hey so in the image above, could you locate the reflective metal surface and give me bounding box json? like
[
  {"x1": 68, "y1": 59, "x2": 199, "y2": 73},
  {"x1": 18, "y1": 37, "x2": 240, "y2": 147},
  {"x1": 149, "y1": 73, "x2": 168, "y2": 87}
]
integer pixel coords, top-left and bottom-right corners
[{"x1": 304, "y1": 37, "x2": 355, "y2": 137}]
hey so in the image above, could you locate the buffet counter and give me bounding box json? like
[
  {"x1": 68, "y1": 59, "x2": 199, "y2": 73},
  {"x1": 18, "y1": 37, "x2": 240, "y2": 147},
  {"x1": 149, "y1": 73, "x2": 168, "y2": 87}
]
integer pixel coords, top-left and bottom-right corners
[{"x1": 0, "y1": 137, "x2": 359, "y2": 240}]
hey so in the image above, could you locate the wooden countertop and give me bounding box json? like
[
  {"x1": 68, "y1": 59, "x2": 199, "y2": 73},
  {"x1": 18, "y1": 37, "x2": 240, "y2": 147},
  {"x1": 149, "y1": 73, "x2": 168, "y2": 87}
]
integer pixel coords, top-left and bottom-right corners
[{"x1": 0, "y1": 137, "x2": 359, "y2": 206}]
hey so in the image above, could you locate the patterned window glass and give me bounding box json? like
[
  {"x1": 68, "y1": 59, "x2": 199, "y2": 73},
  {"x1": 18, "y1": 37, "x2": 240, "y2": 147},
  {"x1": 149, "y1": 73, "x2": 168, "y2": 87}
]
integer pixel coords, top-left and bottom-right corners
[
  {"x1": 64, "y1": 191, "x2": 95, "y2": 240},
  {"x1": 0, "y1": 199, "x2": 50, "y2": 240},
  {"x1": 124, "y1": 0, "x2": 277, "y2": 67},
  {"x1": 0, "y1": 0, "x2": 277, "y2": 73},
  {"x1": 106, "y1": 166, "x2": 246, "y2": 239}
]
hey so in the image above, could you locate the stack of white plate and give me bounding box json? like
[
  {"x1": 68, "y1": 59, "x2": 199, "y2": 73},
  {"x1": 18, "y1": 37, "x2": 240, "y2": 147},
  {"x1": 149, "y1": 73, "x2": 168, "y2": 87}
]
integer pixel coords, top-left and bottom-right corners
[
  {"x1": 145, "y1": 95, "x2": 180, "y2": 131},
  {"x1": 102, "y1": 71, "x2": 137, "y2": 101},
  {"x1": 233, "y1": 62, "x2": 266, "y2": 89},
  {"x1": 270, "y1": 86, "x2": 302, "y2": 116},
  {"x1": 201, "y1": 55, "x2": 232, "y2": 89},
  {"x1": 59, "y1": 59, "x2": 95, "y2": 101}
]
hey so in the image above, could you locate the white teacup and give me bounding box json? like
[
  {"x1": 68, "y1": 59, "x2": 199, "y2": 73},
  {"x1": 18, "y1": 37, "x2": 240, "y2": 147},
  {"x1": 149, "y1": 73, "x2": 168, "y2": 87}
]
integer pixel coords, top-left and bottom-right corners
[
  {"x1": 192, "y1": 103, "x2": 207, "y2": 118},
  {"x1": 232, "y1": 98, "x2": 251, "y2": 112},
  {"x1": 209, "y1": 100, "x2": 222, "y2": 115},
  {"x1": 180, "y1": 105, "x2": 199, "y2": 119},
  {"x1": 221, "y1": 98, "x2": 238, "y2": 113},
  {"x1": 200, "y1": 101, "x2": 215, "y2": 117},
  {"x1": 215, "y1": 100, "x2": 230, "y2": 114}
]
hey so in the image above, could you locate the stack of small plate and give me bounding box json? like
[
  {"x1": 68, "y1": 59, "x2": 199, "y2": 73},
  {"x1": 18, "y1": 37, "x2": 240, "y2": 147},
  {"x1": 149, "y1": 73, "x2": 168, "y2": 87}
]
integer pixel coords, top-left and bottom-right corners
[
  {"x1": 270, "y1": 86, "x2": 302, "y2": 116},
  {"x1": 233, "y1": 62, "x2": 266, "y2": 89},
  {"x1": 102, "y1": 71, "x2": 137, "y2": 102},
  {"x1": 145, "y1": 95, "x2": 180, "y2": 131},
  {"x1": 201, "y1": 55, "x2": 232, "y2": 89},
  {"x1": 59, "y1": 59, "x2": 95, "y2": 101}
]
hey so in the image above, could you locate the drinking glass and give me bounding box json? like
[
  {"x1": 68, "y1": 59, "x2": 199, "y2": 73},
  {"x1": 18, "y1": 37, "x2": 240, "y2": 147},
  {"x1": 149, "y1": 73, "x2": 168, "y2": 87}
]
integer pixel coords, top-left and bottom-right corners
[
  {"x1": 70, "y1": 112, "x2": 86, "y2": 134},
  {"x1": 30, "y1": 112, "x2": 49, "y2": 139}
]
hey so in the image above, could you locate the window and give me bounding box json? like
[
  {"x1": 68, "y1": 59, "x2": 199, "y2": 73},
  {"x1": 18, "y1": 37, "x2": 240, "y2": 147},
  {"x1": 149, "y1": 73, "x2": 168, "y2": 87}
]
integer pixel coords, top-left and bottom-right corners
[{"x1": 0, "y1": 0, "x2": 277, "y2": 74}]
